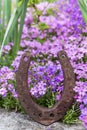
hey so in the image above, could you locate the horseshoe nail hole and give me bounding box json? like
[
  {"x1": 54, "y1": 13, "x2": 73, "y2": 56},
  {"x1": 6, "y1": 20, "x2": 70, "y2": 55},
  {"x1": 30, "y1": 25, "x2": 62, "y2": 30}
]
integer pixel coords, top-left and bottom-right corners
[
  {"x1": 57, "y1": 113, "x2": 60, "y2": 115},
  {"x1": 26, "y1": 106, "x2": 30, "y2": 110},
  {"x1": 23, "y1": 56, "x2": 28, "y2": 62},
  {"x1": 33, "y1": 112, "x2": 36, "y2": 116},
  {"x1": 22, "y1": 99, "x2": 25, "y2": 102},
  {"x1": 38, "y1": 113, "x2": 42, "y2": 117},
  {"x1": 61, "y1": 54, "x2": 66, "y2": 59},
  {"x1": 69, "y1": 91, "x2": 73, "y2": 93},
  {"x1": 64, "y1": 106, "x2": 67, "y2": 109},
  {"x1": 50, "y1": 113, "x2": 54, "y2": 117}
]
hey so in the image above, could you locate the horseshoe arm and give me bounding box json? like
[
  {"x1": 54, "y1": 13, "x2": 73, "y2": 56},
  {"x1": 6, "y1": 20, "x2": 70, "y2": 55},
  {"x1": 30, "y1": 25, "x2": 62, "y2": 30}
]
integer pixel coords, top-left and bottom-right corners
[{"x1": 16, "y1": 51, "x2": 75, "y2": 126}]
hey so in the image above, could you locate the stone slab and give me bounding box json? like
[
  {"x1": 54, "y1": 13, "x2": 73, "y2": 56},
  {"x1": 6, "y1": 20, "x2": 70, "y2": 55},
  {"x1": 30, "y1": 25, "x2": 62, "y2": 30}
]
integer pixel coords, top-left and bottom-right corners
[{"x1": 0, "y1": 109, "x2": 85, "y2": 130}]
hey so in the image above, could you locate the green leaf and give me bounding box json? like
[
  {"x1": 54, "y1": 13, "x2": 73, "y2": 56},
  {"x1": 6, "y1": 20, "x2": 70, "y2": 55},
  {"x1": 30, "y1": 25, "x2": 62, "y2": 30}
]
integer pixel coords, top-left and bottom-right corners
[
  {"x1": 12, "y1": 0, "x2": 28, "y2": 57},
  {"x1": 0, "y1": 0, "x2": 29, "y2": 58},
  {"x1": 41, "y1": 0, "x2": 56, "y2": 3},
  {"x1": 46, "y1": 8, "x2": 53, "y2": 15},
  {"x1": 18, "y1": 0, "x2": 28, "y2": 45},
  {"x1": 36, "y1": 10, "x2": 42, "y2": 16},
  {"x1": 0, "y1": 0, "x2": 2, "y2": 20},
  {"x1": 78, "y1": 0, "x2": 87, "y2": 24},
  {"x1": 28, "y1": 0, "x2": 40, "y2": 5},
  {"x1": 62, "y1": 103, "x2": 80, "y2": 124},
  {"x1": 0, "y1": 0, "x2": 13, "y2": 45},
  {"x1": 5, "y1": 0, "x2": 11, "y2": 24},
  {"x1": 0, "y1": 8, "x2": 21, "y2": 57},
  {"x1": 38, "y1": 22, "x2": 50, "y2": 30}
]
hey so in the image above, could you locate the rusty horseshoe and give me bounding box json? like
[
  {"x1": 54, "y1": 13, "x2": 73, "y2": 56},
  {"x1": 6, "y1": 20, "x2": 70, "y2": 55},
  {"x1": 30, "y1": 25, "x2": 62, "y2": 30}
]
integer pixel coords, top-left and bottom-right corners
[{"x1": 16, "y1": 50, "x2": 75, "y2": 126}]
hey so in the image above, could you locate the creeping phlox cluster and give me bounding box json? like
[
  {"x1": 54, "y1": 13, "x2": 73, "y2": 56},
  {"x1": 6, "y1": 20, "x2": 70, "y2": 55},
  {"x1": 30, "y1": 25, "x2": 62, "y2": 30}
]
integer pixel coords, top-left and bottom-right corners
[
  {"x1": 0, "y1": 66, "x2": 17, "y2": 98},
  {"x1": 29, "y1": 62, "x2": 64, "y2": 99},
  {"x1": 0, "y1": 0, "x2": 87, "y2": 128}
]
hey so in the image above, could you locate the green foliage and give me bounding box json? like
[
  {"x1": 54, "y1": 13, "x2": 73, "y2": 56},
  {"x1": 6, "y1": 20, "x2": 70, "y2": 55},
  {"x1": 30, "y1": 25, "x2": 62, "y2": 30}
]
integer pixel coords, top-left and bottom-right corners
[
  {"x1": 28, "y1": 0, "x2": 40, "y2": 5},
  {"x1": 28, "y1": 0, "x2": 56, "y2": 4},
  {"x1": 0, "y1": 0, "x2": 29, "y2": 58},
  {"x1": 0, "y1": 0, "x2": 57, "y2": 58},
  {"x1": 46, "y1": 8, "x2": 54, "y2": 15},
  {"x1": 5, "y1": 0, "x2": 11, "y2": 24},
  {"x1": 33, "y1": 88, "x2": 56, "y2": 108},
  {"x1": 78, "y1": 0, "x2": 87, "y2": 24},
  {"x1": 83, "y1": 54, "x2": 87, "y2": 63},
  {"x1": 0, "y1": 91, "x2": 80, "y2": 125},
  {"x1": 32, "y1": 7, "x2": 42, "y2": 23},
  {"x1": 41, "y1": 0, "x2": 56, "y2": 2},
  {"x1": 0, "y1": 93, "x2": 25, "y2": 113},
  {"x1": 0, "y1": 54, "x2": 13, "y2": 68},
  {"x1": 0, "y1": 0, "x2": 12, "y2": 46},
  {"x1": 36, "y1": 9, "x2": 42, "y2": 16},
  {"x1": 0, "y1": 96, "x2": 4, "y2": 108},
  {"x1": 36, "y1": 37, "x2": 46, "y2": 44},
  {"x1": 0, "y1": 88, "x2": 56, "y2": 111},
  {"x1": 38, "y1": 23, "x2": 50, "y2": 30},
  {"x1": 62, "y1": 103, "x2": 80, "y2": 124}
]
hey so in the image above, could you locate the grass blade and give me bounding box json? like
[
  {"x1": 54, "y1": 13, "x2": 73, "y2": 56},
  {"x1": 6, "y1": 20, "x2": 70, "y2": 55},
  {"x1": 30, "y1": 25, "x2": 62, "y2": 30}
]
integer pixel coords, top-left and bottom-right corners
[
  {"x1": 0, "y1": 0, "x2": 29, "y2": 57},
  {"x1": 0, "y1": 0, "x2": 2, "y2": 20},
  {"x1": 0, "y1": 7, "x2": 22, "y2": 57},
  {"x1": 5, "y1": 0, "x2": 12, "y2": 24},
  {"x1": 12, "y1": 0, "x2": 28, "y2": 57},
  {"x1": 78, "y1": 0, "x2": 87, "y2": 24},
  {"x1": 18, "y1": 0, "x2": 28, "y2": 42}
]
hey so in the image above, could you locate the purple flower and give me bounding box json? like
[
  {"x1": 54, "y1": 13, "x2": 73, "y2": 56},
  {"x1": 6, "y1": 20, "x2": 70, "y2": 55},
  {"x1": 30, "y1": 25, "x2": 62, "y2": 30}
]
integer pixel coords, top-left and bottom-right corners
[
  {"x1": 0, "y1": 88, "x2": 7, "y2": 97},
  {"x1": 3, "y1": 45, "x2": 11, "y2": 54},
  {"x1": 30, "y1": 81, "x2": 47, "y2": 97},
  {"x1": 56, "y1": 94, "x2": 61, "y2": 101},
  {"x1": 83, "y1": 95, "x2": 87, "y2": 105}
]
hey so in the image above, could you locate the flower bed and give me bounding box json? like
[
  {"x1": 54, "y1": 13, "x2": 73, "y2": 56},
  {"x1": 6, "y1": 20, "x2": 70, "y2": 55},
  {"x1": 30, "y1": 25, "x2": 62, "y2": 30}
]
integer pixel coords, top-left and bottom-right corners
[{"x1": 0, "y1": 0, "x2": 87, "y2": 129}]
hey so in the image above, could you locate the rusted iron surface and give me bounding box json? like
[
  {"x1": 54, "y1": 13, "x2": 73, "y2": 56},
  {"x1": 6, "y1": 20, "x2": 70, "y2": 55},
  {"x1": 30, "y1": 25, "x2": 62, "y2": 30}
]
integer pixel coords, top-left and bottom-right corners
[{"x1": 16, "y1": 50, "x2": 75, "y2": 126}]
